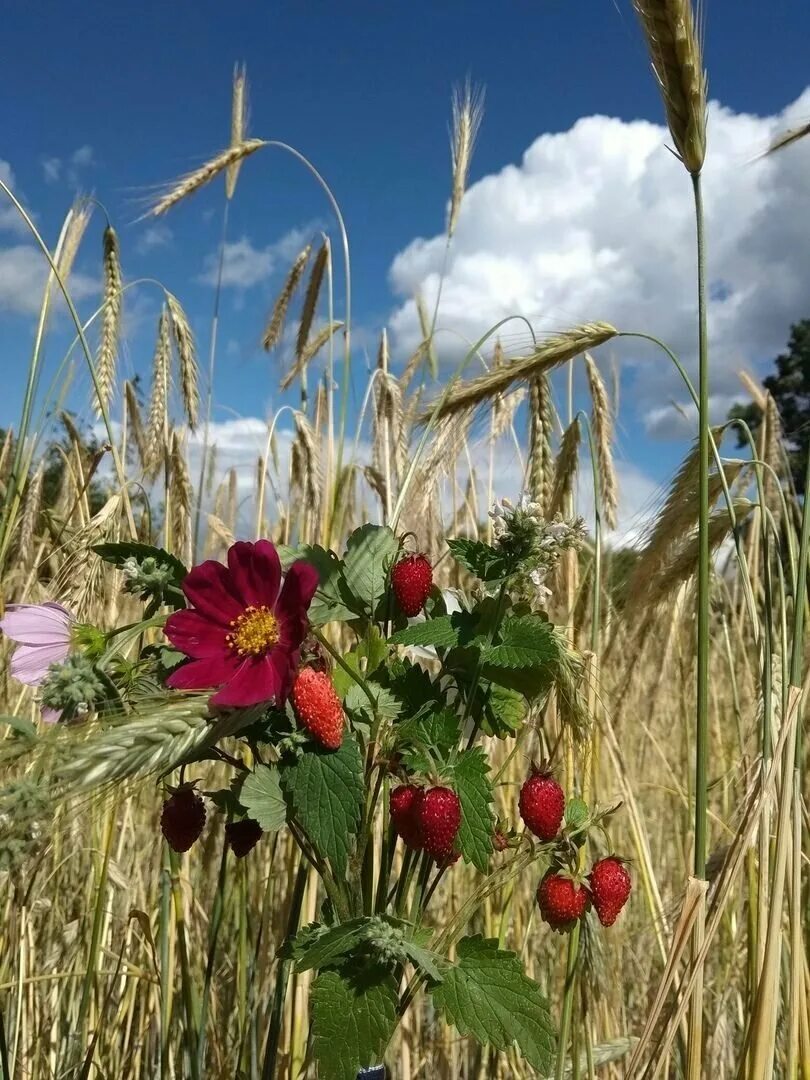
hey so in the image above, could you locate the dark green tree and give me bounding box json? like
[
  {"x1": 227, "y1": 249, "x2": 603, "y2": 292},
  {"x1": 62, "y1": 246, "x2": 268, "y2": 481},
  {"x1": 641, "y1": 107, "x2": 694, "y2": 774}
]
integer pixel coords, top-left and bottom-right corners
[{"x1": 729, "y1": 320, "x2": 810, "y2": 494}]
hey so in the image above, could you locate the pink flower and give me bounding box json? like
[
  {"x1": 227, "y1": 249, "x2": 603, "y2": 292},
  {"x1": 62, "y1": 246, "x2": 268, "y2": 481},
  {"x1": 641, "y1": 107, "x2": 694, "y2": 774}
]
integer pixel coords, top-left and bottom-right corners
[
  {"x1": 0, "y1": 602, "x2": 75, "y2": 723},
  {"x1": 164, "y1": 540, "x2": 319, "y2": 709}
]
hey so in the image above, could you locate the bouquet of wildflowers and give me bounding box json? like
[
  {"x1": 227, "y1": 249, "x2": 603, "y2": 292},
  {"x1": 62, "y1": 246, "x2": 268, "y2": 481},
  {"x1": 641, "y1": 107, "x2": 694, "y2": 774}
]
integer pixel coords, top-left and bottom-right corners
[{"x1": 1, "y1": 499, "x2": 630, "y2": 1078}]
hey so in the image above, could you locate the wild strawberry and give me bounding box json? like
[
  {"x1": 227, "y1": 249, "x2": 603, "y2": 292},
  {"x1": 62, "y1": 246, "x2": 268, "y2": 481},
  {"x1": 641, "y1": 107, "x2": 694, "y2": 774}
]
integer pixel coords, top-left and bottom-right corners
[
  {"x1": 291, "y1": 667, "x2": 344, "y2": 750},
  {"x1": 439, "y1": 849, "x2": 461, "y2": 868},
  {"x1": 588, "y1": 857, "x2": 632, "y2": 927},
  {"x1": 225, "y1": 818, "x2": 263, "y2": 858},
  {"x1": 418, "y1": 786, "x2": 461, "y2": 861},
  {"x1": 391, "y1": 553, "x2": 433, "y2": 617},
  {"x1": 493, "y1": 828, "x2": 510, "y2": 852},
  {"x1": 390, "y1": 784, "x2": 424, "y2": 850},
  {"x1": 537, "y1": 871, "x2": 590, "y2": 932},
  {"x1": 519, "y1": 770, "x2": 565, "y2": 841},
  {"x1": 161, "y1": 786, "x2": 206, "y2": 853}
]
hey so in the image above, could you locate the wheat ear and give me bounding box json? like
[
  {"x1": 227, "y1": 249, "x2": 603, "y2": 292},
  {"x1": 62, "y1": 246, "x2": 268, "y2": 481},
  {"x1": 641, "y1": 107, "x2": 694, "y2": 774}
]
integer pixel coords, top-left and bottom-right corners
[
  {"x1": 150, "y1": 139, "x2": 265, "y2": 217},
  {"x1": 262, "y1": 245, "x2": 311, "y2": 352},
  {"x1": 94, "y1": 224, "x2": 122, "y2": 417}
]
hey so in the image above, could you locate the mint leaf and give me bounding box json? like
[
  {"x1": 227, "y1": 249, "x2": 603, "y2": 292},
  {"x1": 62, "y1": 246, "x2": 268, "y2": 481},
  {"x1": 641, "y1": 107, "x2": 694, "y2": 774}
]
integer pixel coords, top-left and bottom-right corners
[
  {"x1": 431, "y1": 935, "x2": 556, "y2": 1073},
  {"x1": 311, "y1": 966, "x2": 398, "y2": 1080},
  {"x1": 446, "y1": 538, "x2": 514, "y2": 581},
  {"x1": 280, "y1": 736, "x2": 364, "y2": 875},
  {"x1": 452, "y1": 748, "x2": 494, "y2": 872},
  {"x1": 483, "y1": 616, "x2": 558, "y2": 669},
  {"x1": 292, "y1": 918, "x2": 370, "y2": 972},
  {"x1": 239, "y1": 765, "x2": 286, "y2": 832},
  {"x1": 342, "y1": 524, "x2": 399, "y2": 616}
]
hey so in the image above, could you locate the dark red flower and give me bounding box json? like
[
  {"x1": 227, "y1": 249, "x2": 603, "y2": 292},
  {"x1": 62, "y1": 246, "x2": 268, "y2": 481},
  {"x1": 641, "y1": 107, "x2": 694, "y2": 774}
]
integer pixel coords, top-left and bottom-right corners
[{"x1": 164, "y1": 540, "x2": 319, "y2": 708}]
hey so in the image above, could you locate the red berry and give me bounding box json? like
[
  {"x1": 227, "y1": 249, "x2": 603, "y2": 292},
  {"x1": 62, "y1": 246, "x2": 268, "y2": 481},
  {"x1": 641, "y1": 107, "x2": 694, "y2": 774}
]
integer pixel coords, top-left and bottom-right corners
[
  {"x1": 439, "y1": 849, "x2": 461, "y2": 868},
  {"x1": 161, "y1": 786, "x2": 206, "y2": 853},
  {"x1": 493, "y1": 828, "x2": 509, "y2": 852},
  {"x1": 537, "y1": 871, "x2": 590, "y2": 932},
  {"x1": 225, "y1": 818, "x2": 263, "y2": 858},
  {"x1": 418, "y1": 786, "x2": 461, "y2": 861},
  {"x1": 390, "y1": 784, "x2": 424, "y2": 850},
  {"x1": 291, "y1": 668, "x2": 344, "y2": 750},
  {"x1": 391, "y1": 553, "x2": 433, "y2": 617},
  {"x1": 588, "y1": 857, "x2": 632, "y2": 927},
  {"x1": 519, "y1": 771, "x2": 565, "y2": 841}
]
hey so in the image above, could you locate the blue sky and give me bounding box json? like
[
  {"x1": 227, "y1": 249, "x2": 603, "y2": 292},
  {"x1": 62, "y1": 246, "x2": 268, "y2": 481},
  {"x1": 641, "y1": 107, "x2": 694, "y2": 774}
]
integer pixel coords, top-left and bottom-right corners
[{"x1": 2, "y1": 0, "x2": 810, "y2": 536}]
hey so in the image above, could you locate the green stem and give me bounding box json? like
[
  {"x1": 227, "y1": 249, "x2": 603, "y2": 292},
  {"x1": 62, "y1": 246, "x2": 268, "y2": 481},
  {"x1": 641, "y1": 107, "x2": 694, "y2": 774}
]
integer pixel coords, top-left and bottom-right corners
[
  {"x1": 261, "y1": 856, "x2": 308, "y2": 1080},
  {"x1": 692, "y1": 170, "x2": 710, "y2": 882},
  {"x1": 555, "y1": 922, "x2": 581, "y2": 1080},
  {"x1": 168, "y1": 848, "x2": 201, "y2": 1080},
  {"x1": 195, "y1": 836, "x2": 229, "y2": 1073}
]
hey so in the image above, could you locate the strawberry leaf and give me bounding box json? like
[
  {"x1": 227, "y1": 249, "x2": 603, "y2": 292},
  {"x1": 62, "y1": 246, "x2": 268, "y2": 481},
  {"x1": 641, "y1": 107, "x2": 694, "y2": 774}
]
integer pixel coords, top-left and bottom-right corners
[
  {"x1": 311, "y1": 966, "x2": 398, "y2": 1080},
  {"x1": 280, "y1": 736, "x2": 364, "y2": 876},
  {"x1": 430, "y1": 935, "x2": 556, "y2": 1073},
  {"x1": 446, "y1": 538, "x2": 515, "y2": 582},
  {"x1": 451, "y1": 747, "x2": 494, "y2": 872},
  {"x1": 342, "y1": 524, "x2": 399, "y2": 617},
  {"x1": 483, "y1": 616, "x2": 558, "y2": 669},
  {"x1": 239, "y1": 765, "x2": 286, "y2": 832}
]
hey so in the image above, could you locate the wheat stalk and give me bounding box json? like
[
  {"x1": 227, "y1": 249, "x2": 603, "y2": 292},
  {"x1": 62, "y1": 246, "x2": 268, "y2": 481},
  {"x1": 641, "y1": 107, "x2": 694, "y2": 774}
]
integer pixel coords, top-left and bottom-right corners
[
  {"x1": 448, "y1": 79, "x2": 484, "y2": 237},
  {"x1": 165, "y1": 292, "x2": 199, "y2": 429},
  {"x1": 170, "y1": 431, "x2": 193, "y2": 566},
  {"x1": 226, "y1": 63, "x2": 249, "y2": 199},
  {"x1": 16, "y1": 464, "x2": 43, "y2": 567},
  {"x1": 584, "y1": 353, "x2": 618, "y2": 530},
  {"x1": 280, "y1": 321, "x2": 343, "y2": 392},
  {"x1": 418, "y1": 323, "x2": 617, "y2": 423},
  {"x1": 763, "y1": 121, "x2": 810, "y2": 157},
  {"x1": 150, "y1": 139, "x2": 265, "y2": 217},
  {"x1": 633, "y1": 0, "x2": 707, "y2": 175},
  {"x1": 144, "y1": 307, "x2": 171, "y2": 476},
  {"x1": 548, "y1": 418, "x2": 581, "y2": 518},
  {"x1": 124, "y1": 381, "x2": 148, "y2": 469},
  {"x1": 94, "y1": 225, "x2": 122, "y2": 417},
  {"x1": 296, "y1": 240, "x2": 329, "y2": 360},
  {"x1": 262, "y1": 245, "x2": 311, "y2": 352}
]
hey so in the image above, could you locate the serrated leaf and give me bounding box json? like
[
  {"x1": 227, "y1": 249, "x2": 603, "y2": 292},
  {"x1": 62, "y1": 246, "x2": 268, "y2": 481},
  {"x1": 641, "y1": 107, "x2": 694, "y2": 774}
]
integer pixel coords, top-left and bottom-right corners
[
  {"x1": 397, "y1": 708, "x2": 460, "y2": 758},
  {"x1": 297, "y1": 543, "x2": 357, "y2": 626},
  {"x1": 311, "y1": 966, "x2": 398, "y2": 1080},
  {"x1": 240, "y1": 765, "x2": 286, "y2": 832},
  {"x1": 564, "y1": 797, "x2": 589, "y2": 831},
  {"x1": 400, "y1": 938, "x2": 445, "y2": 983},
  {"x1": 452, "y1": 748, "x2": 494, "y2": 872},
  {"x1": 0, "y1": 715, "x2": 37, "y2": 740},
  {"x1": 345, "y1": 682, "x2": 402, "y2": 721},
  {"x1": 92, "y1": 541, "x2": 187, "y2": 582},
  {"x1": 389, "y1": 616, "x2": 458, "y2": 648},
  {"x1": 342, "y1": 524, "x2": 399, "y2": 616},
  {"x1": 431, "y1": 935, "x2": 556, "y2": 1073},
  {"x1": 293, "y1": 918, "x2": 370, "y2": 972},
  {"x1": 483, "y1": 616, "x2": 558, "y2": 669},
  {"x1": 446, "y1": 537, "x2": 514, "y2": 581},
  {"x1": 280, "y1": 736, "x2": 364, "y2": 875},
  {"x1": 482, "y1": 684, "x2": 526, "y2": 738}
]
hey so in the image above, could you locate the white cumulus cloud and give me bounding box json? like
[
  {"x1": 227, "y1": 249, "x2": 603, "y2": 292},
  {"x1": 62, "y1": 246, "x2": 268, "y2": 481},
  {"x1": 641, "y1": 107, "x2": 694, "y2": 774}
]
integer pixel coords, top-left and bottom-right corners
[
  {"x1": 388, "y1": 89, "x2": 810, "y2": 437},
  {"x1": 199, "y1": 225, "x2": 320, "y2": 290}
]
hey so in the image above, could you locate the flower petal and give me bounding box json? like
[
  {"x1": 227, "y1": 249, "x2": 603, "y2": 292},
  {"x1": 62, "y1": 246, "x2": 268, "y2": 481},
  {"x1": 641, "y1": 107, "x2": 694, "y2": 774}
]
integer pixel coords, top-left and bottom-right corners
[
  {"x1": 40, "y1": 706, "x2": 62, "y2": 724},
  {"x1": 166, "y1": 654, "x2": 239, "y2": 691},
  {"x1": 165, "y1": 609, "x2": 228, "y2": 659},
  {"x1": 269, "y1": 646, "x2": 298, "y2": 704},
  {"x1": 0, "y1": 602, "x2": 74, "y2": 645},
  {"x1": 181, "y1": 561, "x2": 243, "y2": 626},
  {"x1": 227, "y1": 540, "x2": 282, "y2": 608},
  {"x1": 275, "y1": 561, "x2": 320, "y2": 649},
  {"x1": 210, "y1": 654, "x2": 282, "y2": 708},
  {"x1": 10, "y1": 641, "x2": 71, "y2": 686}
]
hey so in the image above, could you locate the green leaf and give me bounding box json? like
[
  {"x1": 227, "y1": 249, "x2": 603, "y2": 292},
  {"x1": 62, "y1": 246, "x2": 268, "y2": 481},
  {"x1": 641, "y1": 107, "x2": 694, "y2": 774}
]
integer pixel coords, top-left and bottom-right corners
[
  {"x1": 399, "y1": 937, "x2": 445, "y2": 983},
  {"x1": 389, "y1": 616, "x2": 459, "y2": 648},
  {"x1": 311, "y1": 966, "x2": 398, "y2": 1080},
  {"x1": 431, "y1": 935, "x2": 556, "y2": 1073},
  {"x1": 0, "y1": 715, "x2": 37, "y2": 740},
  {"x1": 564, "y1": 797, "x2": 589, "y2": 832},
  {"x1": 240, "y1": 765, "x2": 287, "y2": 832},
  {"x1": 296, "y1": 544, "x2": 357, "y2": 626},
  {"x1": 482, "y1": 684, "x2": 526, "y2": 738},
  {"x1": 280, "y1": 736, "x2": 364, "y2": 875},
  {"x1": 483, "y1": 616, "x2": 558, "y2": 669},
  {"x1": 446, "y1": 537, "x2": 514, "y2": 581},
  {"x1": 92, "y1": 541, "x2": 186, "y2": 584},
  {"x1": 451, "y1": 747, "x2": 494, "y2": 872},
  {"x1": 345, "y1": 682, "x2": 401, "y2": 721},
  {"x1": 397, "y1": 708, "x2": 460, "y2": 758},
  {"x1": 342, "y1": 524, "x2": 399, "y2": 616},
  {"x1": 292, "y1": 918, "x2": 370, "y2": 972}
]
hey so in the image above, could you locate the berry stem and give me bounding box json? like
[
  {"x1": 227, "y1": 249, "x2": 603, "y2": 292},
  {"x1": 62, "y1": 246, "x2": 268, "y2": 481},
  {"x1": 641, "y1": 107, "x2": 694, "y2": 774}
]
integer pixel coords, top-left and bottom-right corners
[
  {"x1": 309, "y1": 627, "x2": 378, "y2": 714},
  {"x1": 555, "y1": 921, "x2": 581, "y2": 1080}
]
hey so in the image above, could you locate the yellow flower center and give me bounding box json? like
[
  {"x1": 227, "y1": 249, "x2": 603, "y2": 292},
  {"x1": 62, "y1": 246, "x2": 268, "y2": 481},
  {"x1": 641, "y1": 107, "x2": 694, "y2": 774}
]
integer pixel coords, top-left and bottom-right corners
[{"x1": 225, "y1": 605, "x2": 280, "y2": 657}]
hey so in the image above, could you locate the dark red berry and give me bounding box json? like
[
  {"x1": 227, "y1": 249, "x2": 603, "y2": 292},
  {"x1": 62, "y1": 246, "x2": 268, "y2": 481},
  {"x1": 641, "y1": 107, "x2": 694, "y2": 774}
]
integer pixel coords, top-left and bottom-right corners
[
  {"x1": 225, "y1": 818, "x2": 263, "y2": 858},
  {"x1": 161, "y1": 787, "x2": 206, "y2": 853},
  {"x1": 391, "y1": 553, "x2": 433, "y2": 617},
  {"x1": 390, "y1": 784, "x2": 424, "y2": 850},
  {"x1": 519, "y1": 771, "x2": 565, "y2": 841},
  {"x1": 588, "y1": 857, "x2": 632, "y2": 927},
  {"x1": 418, "y1": 786, "x2": 461, "y2": 861},
  {"x1": 537, "y1": 871, "x2": 590, "y2": 932}
]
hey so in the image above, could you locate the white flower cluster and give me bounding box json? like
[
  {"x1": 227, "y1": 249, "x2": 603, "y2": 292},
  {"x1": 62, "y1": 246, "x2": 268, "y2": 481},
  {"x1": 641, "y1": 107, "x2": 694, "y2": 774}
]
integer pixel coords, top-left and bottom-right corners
[{"x1": 489, "y1": 495, "x2": 586, "y2": 608}]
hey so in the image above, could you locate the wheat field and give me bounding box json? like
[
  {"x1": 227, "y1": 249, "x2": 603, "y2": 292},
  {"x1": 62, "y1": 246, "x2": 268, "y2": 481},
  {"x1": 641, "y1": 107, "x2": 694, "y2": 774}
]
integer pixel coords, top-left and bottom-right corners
[{"x1": 0, "y1": 4, "x2": 808, "y2": 1078}]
